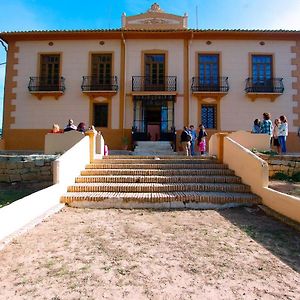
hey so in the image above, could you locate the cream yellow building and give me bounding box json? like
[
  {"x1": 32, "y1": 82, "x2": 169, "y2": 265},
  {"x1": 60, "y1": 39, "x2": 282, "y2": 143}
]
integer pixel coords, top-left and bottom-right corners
[{"x1": 1, "y1": 3, "x2": 300, "y2": 151}]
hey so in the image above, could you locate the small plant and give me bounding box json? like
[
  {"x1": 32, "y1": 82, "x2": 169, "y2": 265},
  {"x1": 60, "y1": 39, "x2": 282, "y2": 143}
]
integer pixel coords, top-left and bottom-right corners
[
  {"x1": 271, "y1": 171, "x2": 300, "y2": 182},
  {"x1": 291, "y1": 172, "x2": 300, "y2": 182},
  {"x1": 251, "y1": 148, "x2": 277, "y2": 156},
  {"x1": 121, "y1": 136, "x2": 129, "y2": 145},
  {"x1": 121, "y1": 136, "x2": 129, "y2": 150}
]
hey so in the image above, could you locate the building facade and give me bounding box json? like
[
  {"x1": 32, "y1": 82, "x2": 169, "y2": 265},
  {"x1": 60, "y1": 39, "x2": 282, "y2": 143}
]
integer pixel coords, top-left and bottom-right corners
[{"x1": 1, "y1": 3, "x2": 300, "y2": 151}]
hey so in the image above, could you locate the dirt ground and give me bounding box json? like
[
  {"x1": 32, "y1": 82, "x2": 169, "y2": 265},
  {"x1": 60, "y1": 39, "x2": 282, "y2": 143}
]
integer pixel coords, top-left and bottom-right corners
[
  {"x1": 0, "y1": 206, "x2": 299, "y2": 299},
  {"x1": 269, "y1": 180, "x2": 300, "y2": 197}
]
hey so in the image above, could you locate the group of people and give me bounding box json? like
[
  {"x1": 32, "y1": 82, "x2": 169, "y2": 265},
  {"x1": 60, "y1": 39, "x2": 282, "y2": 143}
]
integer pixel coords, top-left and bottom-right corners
[
  {"x1": 50, "y1": 119, "x2": 87, "y2": 134},
  {"x1": 180, "y1": 124, "x2": 207, "y2": 156},
  {"x1": 252, "y1": 112, "x2": 288, "y2": 154}
]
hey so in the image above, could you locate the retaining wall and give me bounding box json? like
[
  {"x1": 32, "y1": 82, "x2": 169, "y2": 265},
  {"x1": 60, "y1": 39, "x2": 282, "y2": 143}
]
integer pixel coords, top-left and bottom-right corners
[
  {"x1": 0, "y1": 154, "x2": 59, "y2": 183},
  {"x1": 258, "y1": 154, "x2": 300, "y2": 177}
]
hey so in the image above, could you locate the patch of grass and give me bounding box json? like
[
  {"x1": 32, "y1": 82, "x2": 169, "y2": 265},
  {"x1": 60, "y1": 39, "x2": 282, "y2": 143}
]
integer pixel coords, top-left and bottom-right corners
[
  {"x1": 0, "y1": 189, "x2": 36, "y2": 208},
  {"x1": 251, "y1": 148, "x2": 278, "y2": 156}
]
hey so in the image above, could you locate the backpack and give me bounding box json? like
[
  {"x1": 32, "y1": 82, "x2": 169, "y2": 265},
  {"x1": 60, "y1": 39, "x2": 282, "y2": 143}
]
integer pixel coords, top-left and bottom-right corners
[{"x1": 186, "y1": 131, "x2": 192, "y2": 141}]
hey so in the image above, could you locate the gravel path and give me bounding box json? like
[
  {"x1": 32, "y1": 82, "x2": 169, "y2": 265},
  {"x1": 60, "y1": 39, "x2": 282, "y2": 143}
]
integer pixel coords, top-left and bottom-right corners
[{"x1": 0, "y1": 206, "x2": 299, "y2": 299}]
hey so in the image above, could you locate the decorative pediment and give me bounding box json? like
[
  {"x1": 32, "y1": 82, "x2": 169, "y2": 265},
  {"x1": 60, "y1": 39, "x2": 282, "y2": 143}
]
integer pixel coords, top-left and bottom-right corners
[{"x1": 122, "y1": 3, "x2": 188, "y2": 30}]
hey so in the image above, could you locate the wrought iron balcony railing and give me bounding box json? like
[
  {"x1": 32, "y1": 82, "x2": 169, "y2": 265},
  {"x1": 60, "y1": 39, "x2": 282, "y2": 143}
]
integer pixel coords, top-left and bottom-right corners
[
  {"x1": 132, "y1": 76, "x2": 177, "y2": 92},
  {"x1": 28, "y1": 76, "x2": 65, "y2": 92},
  {"x1": 245, "y1": 78, "x2": 284, "y2": 93},
  {"x1": 191, "y1": 77, "x2": 229, "y2": 93},
  {"x1": 81, "y1": 76, "x2": 118, "y2": 92}
]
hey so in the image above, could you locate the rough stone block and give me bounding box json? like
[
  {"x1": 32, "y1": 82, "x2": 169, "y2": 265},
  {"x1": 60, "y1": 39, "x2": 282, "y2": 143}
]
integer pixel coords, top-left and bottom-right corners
[
  {"x1": 35, "y1": 160, "x2": 45, "y2": 167},
  {"x1": 25, "y1": 162, "x2": 35, "y2": 168},
  {"x1": 21, "y1": 173, "x2": 38, "y2": 181},
  {"x1": 9, "y1": 174, "x2": 21, "y2": 182},
  {"x1": 0, "y1": 174, "x2": 10, "y2": 183}
]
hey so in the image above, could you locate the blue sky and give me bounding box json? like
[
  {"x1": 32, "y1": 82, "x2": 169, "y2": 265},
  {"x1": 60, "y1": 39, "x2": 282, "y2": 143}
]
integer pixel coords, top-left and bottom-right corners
[{"x1": 1, "y1": 0, "x2": 300, "y2": 127}]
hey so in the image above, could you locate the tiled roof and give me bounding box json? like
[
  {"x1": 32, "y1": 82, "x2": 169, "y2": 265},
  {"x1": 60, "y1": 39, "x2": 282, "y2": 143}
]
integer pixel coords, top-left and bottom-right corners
[{"x1": 1, "y1": 28, "x2": 300, "y2": 34}]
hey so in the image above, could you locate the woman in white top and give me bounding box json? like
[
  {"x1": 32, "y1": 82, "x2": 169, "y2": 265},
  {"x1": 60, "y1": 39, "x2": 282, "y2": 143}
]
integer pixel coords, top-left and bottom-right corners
[{"x1": 278, "y1": 115, "x2": 288, "y2": 153}]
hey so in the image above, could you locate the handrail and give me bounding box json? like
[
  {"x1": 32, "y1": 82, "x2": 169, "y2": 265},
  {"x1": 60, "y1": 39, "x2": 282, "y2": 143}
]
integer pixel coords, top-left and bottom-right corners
[
  {"x1": 245, "y1": 77, "x2": 284, "y2": 93},
  {"x1": 28, "y1": 76, "x2": 65, "y2": 92},
  {"x1": 132, "y1": 76, "x2": 177, "y2": 91},
  {"x1": 81, "y1": 76, "x2": 118, "y2": 91},
  {"x1": 191, "y1": 76, "x2": 229, "y2": 92}
]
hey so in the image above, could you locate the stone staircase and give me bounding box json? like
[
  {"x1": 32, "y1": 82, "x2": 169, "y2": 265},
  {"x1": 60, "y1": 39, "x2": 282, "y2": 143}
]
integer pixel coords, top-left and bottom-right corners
[
  {"x1": 60, "y1": 156, "x2": 261, "y2": 209},
  {"x1": 133, "y1": 141, "x2": 175, "y2": 156}
]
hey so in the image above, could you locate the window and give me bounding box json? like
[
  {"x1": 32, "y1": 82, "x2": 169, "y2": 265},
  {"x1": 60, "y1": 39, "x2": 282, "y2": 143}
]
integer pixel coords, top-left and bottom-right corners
[
  {"x1": 145, "y1": 54, "x2": 165, "y2": 89},
  {"x1": 91, "y1": 54, "x2": 112, "y2": 89},
  {"x1": 201, "y1": 104, "x2": 217, "y2": 129},
  {"x1": 40, "y1": 54, "x2": 60, "y2": 90},
  {"x1": 252, "y1": 55, "x2": 272, "y2": 82},
  {"x1": 198, "y1": 54, "x2": 219, "y2": 84},
  {"x1": 94, "y1": 103, "x2": 108, "y2": 127}
]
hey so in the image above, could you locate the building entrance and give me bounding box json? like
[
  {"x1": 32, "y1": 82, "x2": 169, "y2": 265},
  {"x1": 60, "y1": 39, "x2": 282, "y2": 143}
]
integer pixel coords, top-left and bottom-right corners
[{"x1": 132, "y1": 95, "x2": 175, "y2": 141}]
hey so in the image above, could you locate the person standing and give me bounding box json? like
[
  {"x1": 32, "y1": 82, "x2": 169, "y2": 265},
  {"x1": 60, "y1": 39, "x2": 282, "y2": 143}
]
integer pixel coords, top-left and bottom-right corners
[
  {"x1": 189, "y1": 125, "x2": 197, "y2": 156},
  {"x1": 180, "y1": 126, "x2": 191, "y2": 156},
  {"x1": 260, "y1": 112, "x2": 273, "y2": 144},
  {"x1": 64, "y1": 119, "x2": 77, "y2": 132},
  {"x1": 272, "y1": 118, "x2": 281, "y2": 154},
  {"x1": 278, "y1": 115, "x2": 288, "y2": 153},
  {"x1": 251, "y1": 119, "x2": 261, "y2": 133},
  {"x1": 197, "y1": 124, "x2": 207, "y2": 155}
]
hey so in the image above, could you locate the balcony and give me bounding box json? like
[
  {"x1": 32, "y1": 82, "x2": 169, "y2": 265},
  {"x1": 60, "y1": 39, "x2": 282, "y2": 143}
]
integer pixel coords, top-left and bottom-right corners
[
  {"x1": 245, "y1": 78, "x2": 284, "y2": 101},
  {"x1": 191, "y1": 77, "x2": 229, "y2": 100},
  {"x1": 81, "y1": 76, "x2": 118, "y2": 100},
  {"x1": 132, "y1": 76, "x2": 177, "y2": 95},
  {"x1": 28, "y1": 76, "x2": 65, "y2": 100}
]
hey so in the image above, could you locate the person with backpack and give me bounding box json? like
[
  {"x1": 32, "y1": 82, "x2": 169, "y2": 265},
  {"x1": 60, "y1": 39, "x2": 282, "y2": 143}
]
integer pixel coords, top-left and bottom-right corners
[{"x1": 180, "y1": 126, "x2": 191, "y2": 156}]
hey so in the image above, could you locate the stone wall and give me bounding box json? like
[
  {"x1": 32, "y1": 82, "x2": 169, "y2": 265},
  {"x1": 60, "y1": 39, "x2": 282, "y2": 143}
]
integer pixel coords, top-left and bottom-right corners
[
  {"x1": 258, "y1": 154, "x2": 300, "y2": 177},
  {"x1": 0, "y1": 154, "x2": 59, "y2": 183}
]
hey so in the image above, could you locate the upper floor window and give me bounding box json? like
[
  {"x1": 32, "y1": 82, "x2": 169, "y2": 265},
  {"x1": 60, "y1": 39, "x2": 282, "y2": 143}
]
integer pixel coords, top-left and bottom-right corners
[
  {"x1": 91, "y1": 54, "x2": 112, "y2": 85},
  {"x1": 251, "y1": 55, "x2": 273, "y2": 82},
  {"x1": 198, "y1": 54, "x2": 219, "y2": 84},
  {"x1": 40, "y1": 54, "x2": 60, "y2": 87},
  {"x1": 145, "y1": 54, "x2": 165, "y2": 83}
]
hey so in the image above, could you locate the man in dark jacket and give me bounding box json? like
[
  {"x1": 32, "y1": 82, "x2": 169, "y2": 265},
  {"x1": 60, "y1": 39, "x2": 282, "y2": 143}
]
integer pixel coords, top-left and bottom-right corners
[{"x1": 180, "y1": 126, "x2": 191, "y2": 156}]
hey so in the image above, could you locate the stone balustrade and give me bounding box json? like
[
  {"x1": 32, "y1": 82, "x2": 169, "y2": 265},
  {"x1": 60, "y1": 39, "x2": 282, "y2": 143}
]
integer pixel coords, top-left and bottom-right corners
[{"x1": 0, "y1": 154, "x2": 59, "y2": 183}]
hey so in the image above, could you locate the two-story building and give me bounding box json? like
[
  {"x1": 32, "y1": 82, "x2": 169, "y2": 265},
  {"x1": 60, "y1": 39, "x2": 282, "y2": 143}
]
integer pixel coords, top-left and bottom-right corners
[{"x1": 1, "y1": 3, "x2": 300, "y2": 151}]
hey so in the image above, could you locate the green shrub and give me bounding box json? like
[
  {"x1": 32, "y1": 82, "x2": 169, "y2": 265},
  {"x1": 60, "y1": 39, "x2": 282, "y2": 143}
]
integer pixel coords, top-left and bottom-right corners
[{"x1": 291, "y1": 172, "x2": 300, "y2": 182}]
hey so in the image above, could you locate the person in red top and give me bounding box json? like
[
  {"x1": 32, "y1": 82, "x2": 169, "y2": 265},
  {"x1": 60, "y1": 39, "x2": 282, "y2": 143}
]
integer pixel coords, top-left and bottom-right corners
[{"x1": 50, "y1": 124, "x2": 63, "y2": 133}]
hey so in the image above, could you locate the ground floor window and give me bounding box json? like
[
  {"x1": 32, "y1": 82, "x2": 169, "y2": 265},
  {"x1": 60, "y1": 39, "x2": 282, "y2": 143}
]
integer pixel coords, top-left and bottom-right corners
[
  {"x1": 201, "y1": 104, "x2": 217, "y2": 129},
  {"x1": 94, "y1": 103, "x2": 108, "y2": 127}
]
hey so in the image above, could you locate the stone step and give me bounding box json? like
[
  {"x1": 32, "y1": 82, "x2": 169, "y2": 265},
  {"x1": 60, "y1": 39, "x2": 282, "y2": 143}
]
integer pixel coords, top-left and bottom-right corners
[
  {"x1": 98, "y1": 158, "x2": 217, "y2": 164},
  {"x1": 81, "y1": 168, "x2": 235, "y2": 176},
  {"x1": 75, "y1": 175, "x2": 242, "y2": 184},
  {"x1": 85, "y1": 163, "x2": 228, "y2": 170},
  {"x1": 61, "y1": 191, "x2": 261, "y2": 206},
  {"x1": 103, "y1": 155, "x2": 215, "y2": 160},
  {"x1": 67, "y1": 182, "x2": 250, "y2": 193}
]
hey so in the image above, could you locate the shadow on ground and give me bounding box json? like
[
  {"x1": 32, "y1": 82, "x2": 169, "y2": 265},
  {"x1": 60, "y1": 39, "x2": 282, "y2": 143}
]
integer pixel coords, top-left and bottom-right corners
[{"x1": 219, "y1": 206, "x2": 300, "y2": 273}]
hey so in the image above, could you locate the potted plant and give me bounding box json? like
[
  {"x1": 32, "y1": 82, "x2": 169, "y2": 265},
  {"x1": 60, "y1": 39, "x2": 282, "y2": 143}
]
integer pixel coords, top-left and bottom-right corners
[{"x1": 121, "y1": 136, "x2": 129, "y2": 150}]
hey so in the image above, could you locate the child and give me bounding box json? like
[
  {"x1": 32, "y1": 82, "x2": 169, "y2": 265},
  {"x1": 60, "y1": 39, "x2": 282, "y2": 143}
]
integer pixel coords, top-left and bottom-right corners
[
  {"x1": 197, "y1": 124, "x2": 207, "y2": 155},
  {"x1": 251, "y1": 119, "x2": 261, "y2": 133}
]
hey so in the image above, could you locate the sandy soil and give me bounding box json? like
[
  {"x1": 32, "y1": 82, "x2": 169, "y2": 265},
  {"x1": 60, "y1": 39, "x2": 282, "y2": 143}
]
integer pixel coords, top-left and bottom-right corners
[
  {"x1": 0, "y1": 207, "x2": 299, "y2": 299},
  {"x1": 269, "y1": 180, "x2": 300, "y2": 197}
]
